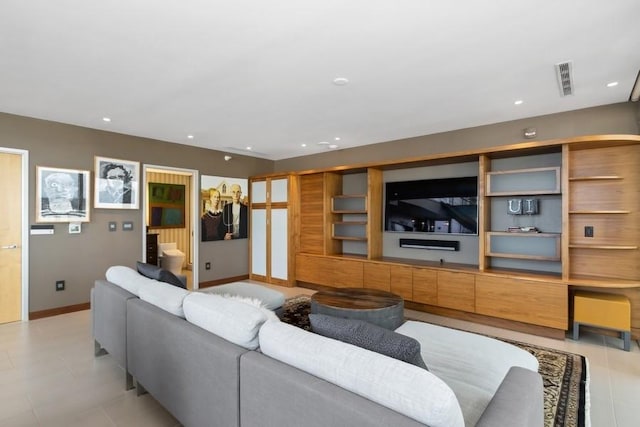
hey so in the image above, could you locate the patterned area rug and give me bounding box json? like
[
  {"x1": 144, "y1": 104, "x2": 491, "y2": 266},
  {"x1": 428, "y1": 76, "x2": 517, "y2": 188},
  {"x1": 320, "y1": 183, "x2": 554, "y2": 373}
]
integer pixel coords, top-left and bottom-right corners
[{"x1": 280, "y1": 295, "x2": 588, "y2": 427}]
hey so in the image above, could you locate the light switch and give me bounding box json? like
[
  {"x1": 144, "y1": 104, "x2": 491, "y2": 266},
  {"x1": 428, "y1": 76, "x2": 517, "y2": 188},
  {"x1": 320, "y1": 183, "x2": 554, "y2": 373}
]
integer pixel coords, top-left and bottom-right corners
[{"x1": 108, "y1": 222, "x2": 117, "y2": 231}]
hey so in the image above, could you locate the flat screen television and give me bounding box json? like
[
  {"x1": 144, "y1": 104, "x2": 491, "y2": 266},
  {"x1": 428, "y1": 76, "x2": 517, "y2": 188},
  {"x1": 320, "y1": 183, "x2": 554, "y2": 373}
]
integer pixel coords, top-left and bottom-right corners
[{"x1": 385, "y1": 176, "x2": 478, "y2": 235}]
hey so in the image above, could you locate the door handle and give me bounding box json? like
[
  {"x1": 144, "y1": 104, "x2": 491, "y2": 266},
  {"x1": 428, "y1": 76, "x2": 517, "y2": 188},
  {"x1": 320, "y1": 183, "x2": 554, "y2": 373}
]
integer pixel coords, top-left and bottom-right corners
[{"x1": 1, "y1": 244, "x2": 18, "y2": 249}]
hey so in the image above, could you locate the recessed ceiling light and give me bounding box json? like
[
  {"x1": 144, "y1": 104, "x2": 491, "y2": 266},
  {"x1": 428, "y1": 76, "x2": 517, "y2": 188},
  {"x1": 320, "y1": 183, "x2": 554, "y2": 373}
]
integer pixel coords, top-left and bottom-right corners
[
  {"x1": 102, "y1": 117, "x2": 111, "y2": 122},
  {"x1": 334, "y1": 137, "x2": 341, "y2": 141},
  {"x1": 246, "y1": 146, "x2": 252, "y2": 150},
  {"x1": 333, "y1": 77, "x2": 349, "y2": 86},
  {"x1": 187, "y1": 134, "x2": 194, "y2": 139},
  {"x1": 514, "y1": 100, "x2": 523, "y2": 105},
  {"x1": 301, "y1": 143, "x2": 307, "y2": 147},
  {"x1": 607, "y1": 81, "x2": 619, "y2": 87},
  {"x1": 329, "y1": 144, "x2": 338, "y2": 149},
  {"x1": 317, "y1": 141, "x2": 330, "y2": 145}
]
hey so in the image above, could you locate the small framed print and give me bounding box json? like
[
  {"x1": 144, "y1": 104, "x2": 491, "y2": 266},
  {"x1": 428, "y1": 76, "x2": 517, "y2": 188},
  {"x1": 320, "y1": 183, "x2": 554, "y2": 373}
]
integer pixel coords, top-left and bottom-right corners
[
  {"x1": 94, "y1": 156, "x2": 140, "y2": 209},
  {"x1": 68, "y1": 222, "x2": 81, "y2": 234},
  {"x1": 36, "y1": 166, "x2": 90, "y2": 223}
]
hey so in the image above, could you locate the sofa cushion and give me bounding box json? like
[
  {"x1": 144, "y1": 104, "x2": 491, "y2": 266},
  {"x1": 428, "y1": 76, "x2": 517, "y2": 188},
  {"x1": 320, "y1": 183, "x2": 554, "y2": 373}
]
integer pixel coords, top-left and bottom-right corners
[
  {"x1": 136, "y1": 261, "x2": 186, "y2": 289},
  {"x1": 395, "y1": 320, "x2": 539, "y2": 427},
  {"x1": 259, "y1": 321, "x2": 464, "y2": 427},
  {"x1": 309, "y1": 314, "x2": 428, "y2": 370},
  {"x1": 105, "y1": 265, "x2": 157, "y2": 296},
  {"x1": 183, "y1": 292, "x2": 270, "y2": 350},
  {"x1": 138, "y1": 280, "x2": 190, "y2": 318}
]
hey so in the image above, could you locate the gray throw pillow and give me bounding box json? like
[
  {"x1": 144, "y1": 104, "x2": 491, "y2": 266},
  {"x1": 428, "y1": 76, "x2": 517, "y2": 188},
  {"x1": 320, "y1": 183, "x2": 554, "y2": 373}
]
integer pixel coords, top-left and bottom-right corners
[
  {"x1": 136, "y1": 261, "x2": 186, "y2": 289},
  {"x1": 309, "y1": 314, "x2": 428, "y2": 370}
]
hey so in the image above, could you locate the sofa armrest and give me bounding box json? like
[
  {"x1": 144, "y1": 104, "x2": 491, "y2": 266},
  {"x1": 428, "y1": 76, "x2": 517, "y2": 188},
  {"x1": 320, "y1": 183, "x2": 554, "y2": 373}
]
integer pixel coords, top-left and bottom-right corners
[{"x1": 475, "y1": 366, "x2": 543, "y2": 427}]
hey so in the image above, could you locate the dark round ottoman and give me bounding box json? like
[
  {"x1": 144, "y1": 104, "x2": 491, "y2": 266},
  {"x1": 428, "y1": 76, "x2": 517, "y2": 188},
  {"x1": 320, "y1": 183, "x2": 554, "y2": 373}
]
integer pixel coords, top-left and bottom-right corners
[{"x1": 310, "y1": 288, "x2": 404, "y2": 330}]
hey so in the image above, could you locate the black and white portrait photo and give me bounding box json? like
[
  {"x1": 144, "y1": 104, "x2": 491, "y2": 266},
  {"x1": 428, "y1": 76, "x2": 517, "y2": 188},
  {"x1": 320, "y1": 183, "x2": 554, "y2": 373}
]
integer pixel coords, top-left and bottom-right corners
[
  {"x1": 94, "y1": 156, "x2": 140, "y2": 209},
  {"x1": 36, "y1": 166, "x2": 91, "y2": 222}
]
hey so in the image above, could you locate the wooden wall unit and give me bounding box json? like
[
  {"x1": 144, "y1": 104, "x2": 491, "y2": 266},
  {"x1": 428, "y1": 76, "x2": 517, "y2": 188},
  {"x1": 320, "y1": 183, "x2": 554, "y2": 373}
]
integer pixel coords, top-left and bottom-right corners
[{"x1": 255, "y1": 135, "x2": 640, "y2": 338}]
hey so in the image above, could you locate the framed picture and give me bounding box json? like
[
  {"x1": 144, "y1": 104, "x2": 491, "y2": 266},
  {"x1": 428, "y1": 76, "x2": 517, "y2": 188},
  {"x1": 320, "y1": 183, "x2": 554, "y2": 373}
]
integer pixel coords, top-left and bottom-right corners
[
  {"x1": 36, "y1": 166, "x2": 90, "y2": 223},
  {"x1": 94, "y1": 156, "x2": 140, "y2": 209},
  {"x1": 148, "y1": 182, "x2": 186, "y2": 229},
  {"x1": 200, "y1": 175, "x2": 249, "y2": 241}
]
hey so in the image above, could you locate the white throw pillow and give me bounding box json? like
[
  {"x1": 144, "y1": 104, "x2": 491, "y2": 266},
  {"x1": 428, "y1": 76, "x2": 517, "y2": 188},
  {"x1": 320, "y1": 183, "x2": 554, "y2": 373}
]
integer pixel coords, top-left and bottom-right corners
[
  {"x1": 105, "y1": 265, "x2": 156, "y2": 296},
  {"x1": 183, "y1": 292, "x2": 269, "y2": 350},
  {"x1": 259, "y1": 321, "x2": 464, "y2": 427},
  {"x1": 138, "y1": 280, "x2": 190, "y2": 318}
]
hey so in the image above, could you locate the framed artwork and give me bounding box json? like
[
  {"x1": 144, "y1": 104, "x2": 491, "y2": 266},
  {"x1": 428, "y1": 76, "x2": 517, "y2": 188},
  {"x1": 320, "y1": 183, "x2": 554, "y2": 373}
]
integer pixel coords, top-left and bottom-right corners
[
  {"x1": 36, "y1": 166, "x2": 90, "y2": 223},
  {"x1": 148, "y1": 182, "x2": 186, "y2": 229},
  {"x1": 200, "y1": 175, "x2": 249, "y2": 241},
  {"x1": 94, "y1": 156, "x2": 140, "y2": 209}
]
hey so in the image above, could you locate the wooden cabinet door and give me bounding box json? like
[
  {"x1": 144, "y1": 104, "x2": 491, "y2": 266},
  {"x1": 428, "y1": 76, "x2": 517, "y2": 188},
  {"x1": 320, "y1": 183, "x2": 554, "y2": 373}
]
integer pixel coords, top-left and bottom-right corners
[
  {"x1": 412, "y1": 267, "x2": 437, "y2": 305},
  {"x1": 437, "y1": 271, "x2": 475, "y2": 312},
  {"x1": 475, "y1": 275, "x2": 567, "y2": 329},
  {"x1": 295, "y1": 254, "x2": 334, "y2": 287},
  {"x1": 333, "y1": 258, "x2": 364, "y2": 288},
  {"x1": 363, "y1": 262, "x2": 390, "y2": 292},
  {"x1": 390, "y1": 265, "x2": 413, "y2": 300}
]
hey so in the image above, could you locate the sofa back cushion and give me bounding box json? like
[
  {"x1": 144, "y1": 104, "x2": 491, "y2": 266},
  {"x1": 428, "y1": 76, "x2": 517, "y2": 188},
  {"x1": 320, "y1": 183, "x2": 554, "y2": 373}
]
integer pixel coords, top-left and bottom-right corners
[
  {"x1": 138, "y1": 280, "x2": 190, "y2": 318},
  {"x1": 105, "y1": 265, "x2": 156, "y2": 296},
  {"x1": 183, "y1": 292, "x2": 274, "y2": 350},
  {"x1": 136, "y1": 261, "x2": 186, "y2": 289},
  {"x1": 259, "y1": 321, "x2": 464, "y2": 427}
]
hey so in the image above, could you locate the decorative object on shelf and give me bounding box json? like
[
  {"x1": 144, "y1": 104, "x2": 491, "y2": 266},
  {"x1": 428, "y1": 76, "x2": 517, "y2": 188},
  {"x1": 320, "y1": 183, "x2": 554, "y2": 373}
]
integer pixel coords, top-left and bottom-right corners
[
  {"x1": 94, "y1": 156, "x2": 140, "y2": 209},
  {"x1": 523, "y1": 199, "x2": 539, "y2": 215},
  {"x1": 507, "y1": 198, "x2": 522, "y2": 215},
  {"x1": 36, "y1": 166, "x2": 90, "y2": 223},
  {"x1": 507, "y1": 226, "x2": 540, "y2": 233}
]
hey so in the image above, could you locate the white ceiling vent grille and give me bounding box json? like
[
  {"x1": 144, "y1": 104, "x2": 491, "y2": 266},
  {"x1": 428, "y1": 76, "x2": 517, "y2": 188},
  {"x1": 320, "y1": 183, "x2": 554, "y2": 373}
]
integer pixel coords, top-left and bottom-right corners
[{"x1": 555, "y1": 61, "x2": 574, "y2": 96}]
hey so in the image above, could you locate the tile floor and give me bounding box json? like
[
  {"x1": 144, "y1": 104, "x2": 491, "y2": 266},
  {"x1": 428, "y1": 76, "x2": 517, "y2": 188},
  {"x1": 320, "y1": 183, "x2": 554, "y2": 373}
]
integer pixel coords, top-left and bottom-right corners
[{"x1": 0, "y1": 283, "x2": 638, "y2": 426}]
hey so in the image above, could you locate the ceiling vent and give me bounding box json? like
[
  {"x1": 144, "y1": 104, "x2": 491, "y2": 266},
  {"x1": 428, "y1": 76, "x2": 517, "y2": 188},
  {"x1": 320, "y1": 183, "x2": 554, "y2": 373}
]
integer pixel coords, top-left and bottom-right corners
[{"x1": 555, "y1": 61, "x2": 574, "y2": 96}]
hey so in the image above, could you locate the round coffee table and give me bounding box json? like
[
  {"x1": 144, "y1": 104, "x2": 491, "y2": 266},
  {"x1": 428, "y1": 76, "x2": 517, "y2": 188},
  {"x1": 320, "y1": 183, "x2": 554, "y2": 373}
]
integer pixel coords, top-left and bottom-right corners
[{"x1": 310, "y1": 288, "x2": 404, "y2": 330}]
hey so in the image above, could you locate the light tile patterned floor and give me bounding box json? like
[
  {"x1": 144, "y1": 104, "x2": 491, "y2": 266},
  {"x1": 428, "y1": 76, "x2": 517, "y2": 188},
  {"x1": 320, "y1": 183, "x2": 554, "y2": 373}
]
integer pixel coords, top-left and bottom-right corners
[{"x1": 0, "y1": 283, "x2": 638, "y2": 426}]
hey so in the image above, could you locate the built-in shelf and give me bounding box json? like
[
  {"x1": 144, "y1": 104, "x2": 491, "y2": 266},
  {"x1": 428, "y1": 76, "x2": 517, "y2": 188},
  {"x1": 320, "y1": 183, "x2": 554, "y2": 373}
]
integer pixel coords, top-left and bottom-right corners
[
  {"x1": 486, "y1": 166, "x2": 561, "y2": 196},
  {"x1": 332, "y1": 194, "x2": 368, "y2": 241},
  {"x1": 568, "y1": 176, "x2": 623, "y2": 181},
  {"x1": 569, "y1": 210, "x2": 631, "y2": 214},
  {"x1": 332, "y1": 210, "x2": 367, "y2": 214},
  {"x1": 333, "y1": 236, "x2": 368, "y2": 241},
  {"x1": 569, "y1": 244, "x2": 638, "y2": 250},
  {"x1": 333, "y1": 221, "x2": 368, "y2": 226},
  {"x1": 485, "y1": 231, "x2": 561, "y2": 261}
]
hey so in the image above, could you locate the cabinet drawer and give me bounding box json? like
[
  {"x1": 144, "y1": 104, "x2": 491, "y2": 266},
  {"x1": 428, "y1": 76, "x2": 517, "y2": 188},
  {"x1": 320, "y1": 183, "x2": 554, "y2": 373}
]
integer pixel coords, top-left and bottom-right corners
[
  {"x1": 437, "y1": 271, "x2": 475, "y2": 312},
  {"x1": 295, "y1": 254, "x2": 334, "y2": 287},
  {"x1": 333, "y1": 259, "x2": 364, "y2": 288},
  {"x1": 390, "y1": 266, "x2": 413, "y2": 300}
]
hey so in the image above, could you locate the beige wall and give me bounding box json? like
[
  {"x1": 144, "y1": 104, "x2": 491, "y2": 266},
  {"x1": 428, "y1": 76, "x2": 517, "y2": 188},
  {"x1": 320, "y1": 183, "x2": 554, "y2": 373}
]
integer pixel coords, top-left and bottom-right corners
[
  {"x1": 1, "y1": 101, "x2": 639, "y2": 313},
  {"x1": 0, "y1": 113, "x2": 273, "y2": 313},
  {"x1": 274, "y1": 102, "x2": 640, "y2": 172}
]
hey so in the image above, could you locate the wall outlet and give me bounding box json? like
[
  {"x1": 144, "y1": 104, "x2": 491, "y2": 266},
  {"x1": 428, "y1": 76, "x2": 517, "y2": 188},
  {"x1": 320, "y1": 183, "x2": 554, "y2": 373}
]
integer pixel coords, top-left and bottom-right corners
[
  {"x1": 584, "y1": 226, "x2": 594, "y2": 238},
  {"x1": 205, "y1": 262, "x2": 211, "y2": 270},
  {"x1": 55, "y1": 280, "x2": 65, "y2": 291}
]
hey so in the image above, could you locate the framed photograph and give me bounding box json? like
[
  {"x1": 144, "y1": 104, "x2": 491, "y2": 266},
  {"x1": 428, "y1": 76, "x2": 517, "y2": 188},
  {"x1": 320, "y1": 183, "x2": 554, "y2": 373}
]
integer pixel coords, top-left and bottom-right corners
[
  {"x1": 200, "y1": 175, "x2": 249, "y2": 241},
  {"x1": 94, "y1": 156, "x2": 140, "y2": 209},
  {"x1": 36, "y1": 166, "x2": 90, "y2": 223},
  {"x1": 148, "y1": 182, "x2": 186, "y2": 229}
]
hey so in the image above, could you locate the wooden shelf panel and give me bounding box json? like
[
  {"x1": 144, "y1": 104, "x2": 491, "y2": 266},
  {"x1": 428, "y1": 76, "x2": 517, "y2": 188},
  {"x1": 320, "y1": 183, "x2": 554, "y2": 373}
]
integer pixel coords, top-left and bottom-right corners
[
  {"x1": 569, "y1": 210, "x2": 631, "y2": 214},
  {"x1": 333, "y1": 221, "x2": 367, "y2": 225},
  {"x1": 486, "y1": 252, "x2": 561, "y2": 261},
  {"x1": 487, "y1": 231, "x2": 561, "y2": 237},
  {"x1": 331, "y1": 210, "x2": 367, "y2": 214},
  {"x1": 569, "y1": 244, "x2": 638, "y2": 250},
  {"x1": 569, "y1": 176, "x2": 623, "y2": 181},
  {"x1": 332, "y1": 236, "x2": 368, "y2": 241},
  {"x1": 333, "y1": 194, "x2": 367, "y2": 199}
]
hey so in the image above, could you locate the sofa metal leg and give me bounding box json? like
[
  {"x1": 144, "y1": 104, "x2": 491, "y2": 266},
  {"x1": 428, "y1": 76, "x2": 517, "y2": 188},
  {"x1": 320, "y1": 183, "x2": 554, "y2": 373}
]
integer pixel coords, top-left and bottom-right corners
[
  {"x1": 622, "y1": 331, "x2": 631, "y2": 352},
  {"x1": 572, "y1": 322, "x2": 580, "y2": 341},
  {"x1": 126, "y1": 372, "x2": 135, "y2": 391},
  {"x1": 136, "y1": 381, "x2": 148, "y2": 396},
  {"x1": 94, "y1": 340, "x2": 107, "y2": 357}
]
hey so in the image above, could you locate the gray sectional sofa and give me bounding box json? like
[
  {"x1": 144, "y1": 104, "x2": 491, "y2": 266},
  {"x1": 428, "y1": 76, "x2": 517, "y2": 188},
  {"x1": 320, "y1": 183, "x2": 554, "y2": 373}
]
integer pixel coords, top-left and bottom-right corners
[{"x1": 92, "y1": 268, "x2": 544, "y2": 427}]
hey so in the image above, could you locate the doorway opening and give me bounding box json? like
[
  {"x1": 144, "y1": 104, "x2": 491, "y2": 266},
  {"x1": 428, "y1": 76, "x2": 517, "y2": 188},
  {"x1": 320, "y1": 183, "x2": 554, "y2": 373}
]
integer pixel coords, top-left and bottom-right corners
[{"x1": 143, "y1": 165, "x2": 199, "y2": 289}]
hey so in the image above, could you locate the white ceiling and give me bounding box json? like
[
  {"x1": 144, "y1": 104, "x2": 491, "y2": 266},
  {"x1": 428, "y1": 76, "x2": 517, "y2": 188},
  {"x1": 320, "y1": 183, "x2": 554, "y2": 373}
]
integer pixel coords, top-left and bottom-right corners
[{"x1": 1, "y1": 0, "x2": 639, "y2": 160}]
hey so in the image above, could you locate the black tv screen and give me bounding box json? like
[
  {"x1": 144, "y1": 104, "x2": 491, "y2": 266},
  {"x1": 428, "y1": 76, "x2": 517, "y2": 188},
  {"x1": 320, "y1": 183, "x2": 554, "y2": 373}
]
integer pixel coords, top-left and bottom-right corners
[{"x1": 385, "y1": 176, "x2": 478, "y2": 235}]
